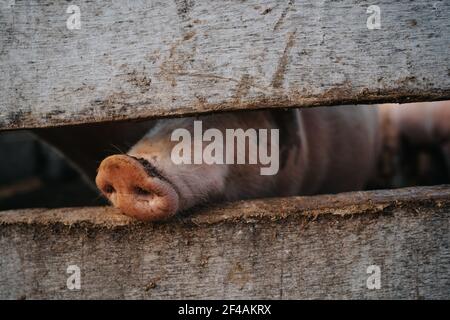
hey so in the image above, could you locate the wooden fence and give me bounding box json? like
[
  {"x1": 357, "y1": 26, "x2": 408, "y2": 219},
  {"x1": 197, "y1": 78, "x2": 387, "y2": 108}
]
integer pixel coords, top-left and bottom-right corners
[{"x1": 0, "y1": 0, "x2": 449, "y2": 299}]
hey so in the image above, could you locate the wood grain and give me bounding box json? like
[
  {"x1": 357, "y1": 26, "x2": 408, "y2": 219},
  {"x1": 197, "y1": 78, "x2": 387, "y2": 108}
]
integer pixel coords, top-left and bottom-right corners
[
  {"x1": 1, "y1": 0, "x2": 449, "y2": 129},
  {"x1": 1, "y1": 185, "x2": 449, "y2": 299}
]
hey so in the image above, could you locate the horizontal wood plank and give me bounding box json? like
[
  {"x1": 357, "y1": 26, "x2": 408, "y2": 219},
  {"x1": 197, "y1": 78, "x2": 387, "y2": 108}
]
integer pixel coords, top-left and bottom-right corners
[
  {"x1": 1, "y1": 185, "x2": 450, "y2": 299},
  {"x1": 0, "y1": 0, "x2": 449, "y2": 129}
]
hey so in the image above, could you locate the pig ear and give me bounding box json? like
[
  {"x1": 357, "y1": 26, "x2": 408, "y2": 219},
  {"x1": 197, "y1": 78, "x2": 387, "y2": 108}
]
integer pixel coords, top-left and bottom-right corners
[{"x1": 95, "y1": 155, "x2": 179, "y2": 221}]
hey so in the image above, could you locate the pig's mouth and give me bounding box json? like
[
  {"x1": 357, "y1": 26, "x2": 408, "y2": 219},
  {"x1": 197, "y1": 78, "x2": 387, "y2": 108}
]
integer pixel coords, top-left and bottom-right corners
[{"x1": 95, "y1": 154, "x2": 179, "y2": 221}]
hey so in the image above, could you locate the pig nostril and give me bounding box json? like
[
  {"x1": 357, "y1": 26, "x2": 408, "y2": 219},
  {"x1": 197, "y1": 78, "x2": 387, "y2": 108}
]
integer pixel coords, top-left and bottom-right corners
[
  {"x1": 134, "y1": 186, "x2": 151, "y2": 196},
  {"x1": 104, "y1": 184, "x2": 115, "y2": 194}
]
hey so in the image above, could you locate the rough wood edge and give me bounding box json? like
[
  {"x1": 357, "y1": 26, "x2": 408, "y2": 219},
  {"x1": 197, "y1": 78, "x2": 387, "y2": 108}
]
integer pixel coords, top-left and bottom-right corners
[
  {"x1": 3, "y1": 92, "x2": 450, "y2": 131},
  {"x1": 1, "y1": 185, "x2": 449, "y2": 228}
]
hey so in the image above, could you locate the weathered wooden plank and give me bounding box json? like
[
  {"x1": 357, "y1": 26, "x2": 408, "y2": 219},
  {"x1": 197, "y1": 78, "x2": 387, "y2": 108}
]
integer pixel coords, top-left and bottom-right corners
[
  {"x1": 1, "y1": 0, "x2": 449, "y2": 129},
  {"x1": 0, "y1": 185, "x2": 449, "y2": 299}
]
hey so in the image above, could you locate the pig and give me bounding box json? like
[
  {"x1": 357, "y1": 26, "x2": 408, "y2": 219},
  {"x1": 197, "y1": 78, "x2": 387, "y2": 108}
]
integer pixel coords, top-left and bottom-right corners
[
  {"x1": 34, "y1": 102, "x2": 450, "y2": 222},
  {"x1": 93, "y1": 106, "x2": 381, "y2": 221},
  {"x1": 35, "y1": 106, "x2": 381, "y2": 221}
]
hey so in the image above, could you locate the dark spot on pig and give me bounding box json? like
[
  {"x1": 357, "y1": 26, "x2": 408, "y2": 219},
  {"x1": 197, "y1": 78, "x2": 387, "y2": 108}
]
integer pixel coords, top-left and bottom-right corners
[
  {"x1": 129, "y1": 156, "x2": 179, "y2": 193},
  {"x1": 109, "y1": 164, "x2": 120, "y2": 171},
  {"x1": 104, "y1": 184, "x2": 115, "y2": 194},
  {"x1": 134, "y1": 186, "x2": 151, "y2": 196}
]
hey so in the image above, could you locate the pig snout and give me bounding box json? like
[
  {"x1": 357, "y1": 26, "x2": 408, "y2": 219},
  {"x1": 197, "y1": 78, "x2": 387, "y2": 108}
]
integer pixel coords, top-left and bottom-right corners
[{"x1": 95, "y1": 154, "x2": 179, "y2": 221}]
